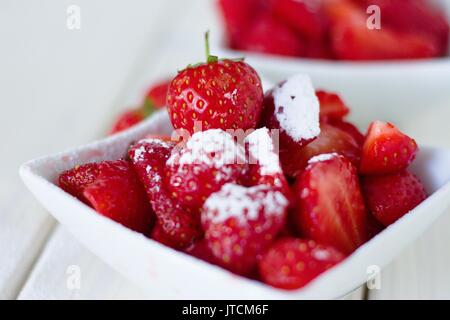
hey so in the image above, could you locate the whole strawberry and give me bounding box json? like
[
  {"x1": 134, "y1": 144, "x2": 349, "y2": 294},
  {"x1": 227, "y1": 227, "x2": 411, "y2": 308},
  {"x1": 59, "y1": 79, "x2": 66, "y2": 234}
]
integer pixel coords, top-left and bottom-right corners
[{"x1": 167, "y1": 32, "x2": 264, "y2": 134}]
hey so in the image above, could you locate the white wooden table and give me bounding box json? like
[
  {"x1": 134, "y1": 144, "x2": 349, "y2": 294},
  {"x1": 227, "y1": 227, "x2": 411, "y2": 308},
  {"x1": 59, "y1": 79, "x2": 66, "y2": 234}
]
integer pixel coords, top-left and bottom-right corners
[{"x1": 1, "y1": 0, "x2": 450, "y2": 300}]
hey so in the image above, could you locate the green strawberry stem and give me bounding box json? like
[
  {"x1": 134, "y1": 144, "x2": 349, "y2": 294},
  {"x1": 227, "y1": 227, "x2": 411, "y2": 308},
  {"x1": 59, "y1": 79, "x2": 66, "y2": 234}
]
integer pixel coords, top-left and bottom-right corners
[
  {"x1": 141, "y1": 98, "x2": 155, "y2": 118},
  {"x1": 205, "y1": 31, "x2": 218, "y2": 63}
]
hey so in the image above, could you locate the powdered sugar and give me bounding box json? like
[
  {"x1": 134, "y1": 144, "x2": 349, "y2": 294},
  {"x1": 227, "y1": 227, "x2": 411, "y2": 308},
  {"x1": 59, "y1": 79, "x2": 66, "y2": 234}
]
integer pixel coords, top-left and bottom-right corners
[
  {"x1": 273, "y1": 74, "x2": 320, "y2": 142},
  {"x1": 133, "y1": 139, "x2": 170, "y2": 163},
  {"x1": 166, "y1": 129, "x2": 245, "y2": 167},
  {"x1": 245, "y1": 128, "x2": 281, "y2": 175},
  {"x1": 308, "y1": 153, "x2": 339, "y2": 164},
  {"x1": 203, "y1": 183, "x2": 288, "y2": 225}
]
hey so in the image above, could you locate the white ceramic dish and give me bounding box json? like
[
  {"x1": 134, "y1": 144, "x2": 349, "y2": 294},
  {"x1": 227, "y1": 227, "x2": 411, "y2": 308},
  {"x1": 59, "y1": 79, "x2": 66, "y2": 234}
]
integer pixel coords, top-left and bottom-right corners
[
  {"x1": 20, "y1": 110, "x2": 450, "y2": 299},
  {"x1": 214, "y1": 0, "x2": 450, "y2": 128}
]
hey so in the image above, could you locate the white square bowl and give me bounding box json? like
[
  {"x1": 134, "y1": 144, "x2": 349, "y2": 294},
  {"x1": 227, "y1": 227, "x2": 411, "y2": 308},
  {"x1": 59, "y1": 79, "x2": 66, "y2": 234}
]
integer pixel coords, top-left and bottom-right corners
[
  {"x1": 20, "y1": 110, "x2": 450, "y2": 299},
  {"x1": 212, "y1": 0, "x2": 450, "y2": 127}
]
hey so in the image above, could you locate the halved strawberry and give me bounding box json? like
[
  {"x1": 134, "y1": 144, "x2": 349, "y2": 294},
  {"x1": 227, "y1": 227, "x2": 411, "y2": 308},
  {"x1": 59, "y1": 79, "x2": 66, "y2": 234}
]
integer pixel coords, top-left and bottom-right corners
[
  {"x1": 326, "y1": 0, "x2": 440, "y2": 60},
  {"x1": 165, "y1": 129, "x2": 246, "y2": 211},
  {"x1": 272, "y1": 0, "x2": 328, "y2": 41},
  {"x1": 59, "y1": 163, "x2": 100, "y2": 203},
  {"x1": 362, "y1": 170, "x2": 427, "y2": 226},
  {"x1": 236, "y1": 13, "x2": 304, "y2": 57},
  {"x1": 293, "y1": 154, "x2": 368, "y2": 254},
  {"x1": 316, "y1": 90, "x2": 350, "y2": 122},
  {"x1": 360, "y1": 121, "x2": 418, "y2": 175},
  {"x1": 280, "y1": 123, "x2": 361, "y2": 178},
  {"x1": 202, "y1": 183, "x2": 288, "y2": 275},
  {"x1": 259, "y1": 238, "x2": 345, "y2": 289},
  {"x1": 80, "y1": 160, "x2": 155, "y2": 234},
  {"x1": 328, "y1": 120, "x2": 365, "y2": 147},
  {"x1": 129, "y1": 139, "x2": 202, "y2": 248}
]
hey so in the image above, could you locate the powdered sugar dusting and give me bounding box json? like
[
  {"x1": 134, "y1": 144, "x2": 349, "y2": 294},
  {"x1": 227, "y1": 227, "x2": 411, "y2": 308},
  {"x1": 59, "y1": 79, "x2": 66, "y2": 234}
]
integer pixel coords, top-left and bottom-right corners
[
  {"x1": 245, "y1": 128, "x2": 281, "y2": 175},
  {"x1": 308, "y1": 153, "x2": 339, "y2": 164},
  {"x1": 132, "y1": 139, "x2": 170, "y2": 163},
  {"x1": 273, "y1": 74, "x2": 320, "y2": 142},
  {"x1": 166, "y1": 129, "x2": 245, "y2": 167},
  {"x1": 203, "y1": 183, "x2": 288, "y2": 225}
]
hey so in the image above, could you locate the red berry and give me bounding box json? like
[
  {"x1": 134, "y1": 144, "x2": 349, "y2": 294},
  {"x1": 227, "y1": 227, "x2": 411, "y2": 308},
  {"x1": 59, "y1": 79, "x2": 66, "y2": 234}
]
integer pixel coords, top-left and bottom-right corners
[
  {"x1": 165, "y1": 129, "x2": 246, "y2": 210},
  {"x1": 328, "y1": 120, "x2": 365, "y2": 147},
  {"x1": 280, "y1": 122, "x2": 361, "y2": 178},
  {"x1": 360, "y1": 121, "x2": 418, "y2": 175},
  {"x1": 293, "y1": 154, "x2": 368, "y2": 254},
  {"x1": 272, "y1": 0, "x2": 328, "y2": 40},
  {"x1": 358, "y1": 0, "x2": 449, "y2": 56},
  {"x1": 80, "y1": 160, "x2": 154, "y2": 234},
  {"x1": 316, "y1": 90, "x2": 350, "y2": 122},
  {"x1": 326, "y1": 0, "x2": 440, "y2": 60},
  {"x1": 145, "y1": 79, "x2": 170, "y2": 108},
  {"x1": 129, "y1": 139, "x2": 202, "y2": 248},
  {"x1": 59, "y1": 163, "x2": 100, "y2": 203},
  {"x1": 149, "y1": 223, "x2": 179, "y2": 248},
  {"x1": 236, "y1": 13, "x2": 304, "y2": 57},
  {"x1": 184, "y1": 240, "x2": 219, "y2": 265},
  {"x1": 109, "y1": 109, "x2": 145, "y2": 135},
  {"x1": 217, "y1": 0, "x2": 262, "y2": 47},
  {"x1": 167, "y1": 34, "x2": 264, "y2": 134},
  {"x1": 202, "y1": 183, "x2": 288, "y2": 275},
  {"x1": 362, "y1": 170, "x2": 427, "y2": 226},
  {"x1": 259, "y1": 238, "x2": 345, "y2": 290}
]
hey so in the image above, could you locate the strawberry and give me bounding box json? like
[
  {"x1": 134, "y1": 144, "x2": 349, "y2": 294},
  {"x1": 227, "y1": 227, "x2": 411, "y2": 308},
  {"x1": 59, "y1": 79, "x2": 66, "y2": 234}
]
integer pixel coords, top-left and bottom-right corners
[
  {"x1": 259, "y1": 238, "x2": 345, "y2": 289},
  {"x1": 144, "y1": 79, "x2": 170, "y2": 108},
  {"x1": 165, "y1": 129, "x2": 246, "y2": 210},
  {"x1": 59, "y1": 163, "x2": 100, "y2": 203},
  {"x1": 328, "y1": 120, "x2": 364, "y2": 147},
  {"x1": 109, "y1": 109, "x2": 146, "y2": 135},
  {"x1": 272, "y1": 0, "x2": 328, "y2": 41},
  {"x1": 367, "y1": 211, "x2": 385, "y2": 239},
  {"x1": 149, "y1": 223, "x2": 179, "y2": 248},
  {"x1": 236, "y1": 13, "x2": 304, "y2": 57},
  {"x1": 357, "y1": 0, "x2": 449, "y2": 56},
  {"x1": 184, "y1": 240, "x2": 219, "y2": 265},
  {"x1": 280, "y1": 122, "x2": 361, "y2": 178},
  {"x1": 360, "y1": 121, "x2": 418, "y2": 175},
  {"x1": 362, "y1": 170, "x2": 427, "y2": 226},
  {"x1": 79, "y1": 160, "x2": 154, "y2": 234},
  {"x1": 202, "y1": 183, "x2": 288, "y2": 275},
  {"x1": 326, "y1": 0, "x2": 440, "y2": 60},
  {"x1": 244, "y1": 128, "x2": 291, "y2": 198},
  {"x1": 167, "y1": 32, "x2": 264, "y2": 135},
  {"x1": 129, "y1": 139, "x2": 202, "y2": 248},
  {"x1": 217, "y1": 0, "x2": 262, "y2": 48},
  {"x1": 260, "y1": 74, "x2": 321, "y2": 177},
  {"x1": 316, "y1": 90, "x2": 350, "y2": 122},
  {"x1": 293, "y1": 154, "x2": 367, "y2": 254}
]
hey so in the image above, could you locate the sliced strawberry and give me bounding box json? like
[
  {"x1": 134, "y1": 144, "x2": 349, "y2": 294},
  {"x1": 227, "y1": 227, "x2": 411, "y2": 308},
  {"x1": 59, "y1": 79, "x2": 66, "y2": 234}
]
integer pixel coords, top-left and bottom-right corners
[
  {"x1": 272, "y1": 0, "x2": 328, "y2": 41},
  {"x1": 259, "y1": 238, "x2": 345, "y2": 289},
  {"x1": 202, "y1": 183, "x2": 288, "y2": 275},
  {"x1": 362, "y1": 170, "x2": 427, "y2": 226},
  {"x1": 217, "y1": 0, "x2": 262, "y2": 48},
  {"x1": 326, "y1": 0, "x2": 440, "y2": 60},
  {"x1": 293, "y1": 154, "x2": 368, "y2": 254},
  {"x1": 81, "y1": 160, "x2": 154, "y2": 234},
  {"x1": 165, "y1": 129, "x2": 246, "y2": 210},
  {"x1": 59, "y1": 163, "x2": 100, "y2": 203},
  {"x1": 280, "y1": 123, "x2": 361, "y2": 178},
  {"x1": 109, "y1": 109, "x2": 145, "y2": 135},
  {"x1": 316, "y1": 90, "x2": 350, "y2": 122},
  {"x1": 129, "y1": 139, "x2": 202, "y2": 248},
  {"x1": 358, "y1": 0, "x2": 449, "y2": 56},
  {"x1": 360, "y1": 121, "x2": 418, "y2": 175},
  {"x1": 236, "y1": 13, "x2": 304, "y2": 57},
  {"x1": 144, "y1": 79, "x2": 170, "y2": 108},
  {"x1": 328, "y1": 120, "x2": 365, "y2": 147}
]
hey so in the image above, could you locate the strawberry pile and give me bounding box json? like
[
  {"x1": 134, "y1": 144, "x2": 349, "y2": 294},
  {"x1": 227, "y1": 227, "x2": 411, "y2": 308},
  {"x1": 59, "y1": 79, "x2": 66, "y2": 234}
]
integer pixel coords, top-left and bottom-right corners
[
  {"x1": 218, "y1": 0, "x2": 449, "y2": 60},
  {"x1": 59, "y1": 34, "x2": 428, "y2": 290}
]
